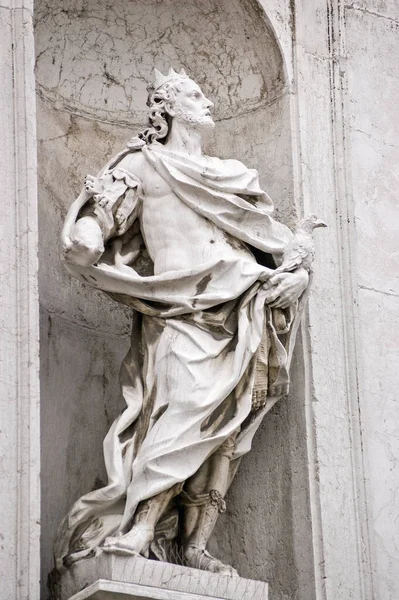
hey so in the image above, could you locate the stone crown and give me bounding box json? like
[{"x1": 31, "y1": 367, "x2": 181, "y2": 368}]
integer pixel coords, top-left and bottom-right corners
[{"x1": 150, "y1": 67, "x2": 189, "y2": 93}]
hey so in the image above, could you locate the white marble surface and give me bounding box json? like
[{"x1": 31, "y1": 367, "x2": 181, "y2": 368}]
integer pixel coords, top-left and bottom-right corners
[
  {"x1": 69, "y1": 580, "x2": 232, "y2": 600},
  {"x1": 58, "y1": 553, "x2": 268, "y2": 600},
  {"x1": 346, "y1": 5, "x2": 399, "y2": 597}
]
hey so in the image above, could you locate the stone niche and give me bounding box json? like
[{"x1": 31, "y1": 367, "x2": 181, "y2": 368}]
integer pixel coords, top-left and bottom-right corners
[{"x1": 35, "y1": 0, "x2": 313, "y2": 598}]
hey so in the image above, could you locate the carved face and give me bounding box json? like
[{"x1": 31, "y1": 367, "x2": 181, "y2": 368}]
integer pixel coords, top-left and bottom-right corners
[{"x1": 168, "y1": 79, "x2": 215, "y2": 129}]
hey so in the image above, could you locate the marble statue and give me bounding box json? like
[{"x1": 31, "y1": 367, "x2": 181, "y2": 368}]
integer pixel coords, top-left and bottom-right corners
[{"x1": 55, "y1": 68, "x2": 326, "y2": 577}]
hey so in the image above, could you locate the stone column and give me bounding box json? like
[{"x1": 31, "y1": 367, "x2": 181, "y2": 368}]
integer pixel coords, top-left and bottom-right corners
[{"x1": 0, "y1": 1, "x2": 40, "y2": 599}]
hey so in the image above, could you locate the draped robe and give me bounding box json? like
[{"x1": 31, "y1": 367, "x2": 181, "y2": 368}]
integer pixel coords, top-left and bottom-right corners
[{"x1": 55, "y1": 139, "x2": 309, "y2": 570}]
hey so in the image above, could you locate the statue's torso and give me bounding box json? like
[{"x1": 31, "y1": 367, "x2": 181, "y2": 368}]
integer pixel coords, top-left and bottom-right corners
[{"x1": 125, "y1": 151, "x2": 255, "y2": 275}]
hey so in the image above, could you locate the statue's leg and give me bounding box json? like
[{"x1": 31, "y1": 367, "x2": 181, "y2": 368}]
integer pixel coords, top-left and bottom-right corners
[
  {"x1": 180, "y1": 432, "x2": 239, "y2": 576},
  {"x1": 103, "y1": 484, "x2": 181, "y2": 557}
]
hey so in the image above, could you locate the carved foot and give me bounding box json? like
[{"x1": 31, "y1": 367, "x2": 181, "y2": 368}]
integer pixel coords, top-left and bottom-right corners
[
  {"x1": 102, "y1": 524, "x2": 154, "y2": 557},
  {"x1": 183, "y1": 545, "x2": 239, "y2": 577}
]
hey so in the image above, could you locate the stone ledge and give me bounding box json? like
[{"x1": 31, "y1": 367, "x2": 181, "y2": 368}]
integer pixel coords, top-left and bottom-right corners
[
  {"x1": 59, "y1": 552, "x2": 268, "y2": 600},
  {"x1": 69, "y1": 579, "x2": 232, "y2": 600}
]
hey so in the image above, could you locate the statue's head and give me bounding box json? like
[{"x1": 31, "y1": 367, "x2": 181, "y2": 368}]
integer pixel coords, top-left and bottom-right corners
[{"x1": 140, "y1": 68, "x2": 214, "y2": 144}]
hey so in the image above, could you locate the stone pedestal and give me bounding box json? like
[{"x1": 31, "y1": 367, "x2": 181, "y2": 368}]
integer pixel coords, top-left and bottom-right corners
[{"x1": 57, "y1": 553, "x2": 268, "y2": 600}]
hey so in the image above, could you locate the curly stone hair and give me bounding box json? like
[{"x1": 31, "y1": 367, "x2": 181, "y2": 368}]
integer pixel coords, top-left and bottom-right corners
[{"x1": 139, "y1": 80, "x2": 185, "y2": 145}]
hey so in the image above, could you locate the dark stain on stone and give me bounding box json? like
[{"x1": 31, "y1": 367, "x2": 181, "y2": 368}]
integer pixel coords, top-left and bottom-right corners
[
  {"x1": 250, "y1": 246, "x2": 277, "y2": 269},
  {"x1": 133, "y1": 381, "x2": 158, "y2": 455},
  {"x1": 65, "y1": 115, "x2": 79, "y2": 141},
  {"x1": 47, "y1": 567, "x2": 61, "y2": 600},
  {"x1": 241, "y1": 194, "x2": 258, "y2": 207},
  {"x1": 47, "y1": 313, "x2": 53, "y2": 342},
  {"x1": 195, "y1": 273, "x2": 212, "y2": 296},
  {"x1": 289, "y1": 0, "x2": 296, "y2": 43},
  {"x1": 201, "y1": 394, "x2": 237, "y2": 437},
  {"x1": 119, "y1": 421, "x2": 135, "y2": 445},
  {"x1": 227, "y1": 334, "x2": 239, "y2": 353},
  {"x1": 223, "y1": 232, "x2": 246, "y2": 252},
  {"x1": 145, "y1": 300, "x2": 170, "y2": 310},
  {"x1": 92, "y1": 476, "x2": 106, "y2": 491},
  {"x1": 152, "y1": 404, "x2": 169, "y2": 423},
  {"x1": 103, "y1": 65, "x2": 120, "y2": 86}
]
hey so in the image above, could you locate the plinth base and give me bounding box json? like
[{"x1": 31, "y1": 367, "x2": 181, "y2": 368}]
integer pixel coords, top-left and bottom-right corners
[{"x1": 58, "y1": 552, "x2": 268, "y2": 600}]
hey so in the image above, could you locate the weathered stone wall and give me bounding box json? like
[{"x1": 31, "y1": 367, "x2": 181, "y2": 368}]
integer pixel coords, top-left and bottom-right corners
[
  {"x1": 345, "y1": 3, "x2": 399, "y2": 596},
  {"x1": 35, "y1": 1, "x2": 311, "y2": 598}
]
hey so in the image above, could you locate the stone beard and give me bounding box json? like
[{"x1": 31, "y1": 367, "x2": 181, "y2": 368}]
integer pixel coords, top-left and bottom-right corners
[
  {"x1": 56, "y1": 68, "x2": 318, "y2": 578},
  {"x1": 173, "y1": 101, "x2": 215, "y2": 129}
]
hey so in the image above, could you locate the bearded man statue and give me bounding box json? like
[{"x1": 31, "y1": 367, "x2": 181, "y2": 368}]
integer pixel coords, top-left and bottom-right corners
[{"x1": 55, "y1": 68, "x2": 315, "y2": 577}]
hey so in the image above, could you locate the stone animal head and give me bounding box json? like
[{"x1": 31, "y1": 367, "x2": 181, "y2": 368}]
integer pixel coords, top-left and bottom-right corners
[{"x1": 298, "y1": 214, "x2": 327, "y2": 233}]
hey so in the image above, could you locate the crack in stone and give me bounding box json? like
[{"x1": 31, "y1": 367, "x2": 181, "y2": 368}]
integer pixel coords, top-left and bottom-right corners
[
  {"x1": 34, "y1": 0, "x2": 284, "y2": 123},
  {"x1": 41, "y1": 305, "x2": 131, "y2": 336},
  {"x1": 0, "y1": 5, "x2": 32, "y2": 12},
  {"x1": 358, "y1": 285, "x2": 399, "y2": 299},
  {"x1": 350, "y1": 126, "x2": 399, "y2": 151},
  {"x1": 345, "y1": 4, "x2": 399, "y2": 27}
]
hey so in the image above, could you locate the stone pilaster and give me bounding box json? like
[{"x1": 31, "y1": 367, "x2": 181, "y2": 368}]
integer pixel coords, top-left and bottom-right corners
[{"x1": 0, "y1": 1, "x2": 40, "y2": 599}]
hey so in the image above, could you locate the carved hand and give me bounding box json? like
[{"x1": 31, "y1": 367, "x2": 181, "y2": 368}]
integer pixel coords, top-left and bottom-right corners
[{"x1": 263, "y1": 268, "x2": 309, "y2": 309}]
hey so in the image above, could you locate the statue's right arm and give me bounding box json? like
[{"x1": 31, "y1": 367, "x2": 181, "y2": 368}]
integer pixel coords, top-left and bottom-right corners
[{"x1": 63, "y1": 153, "x2": 144, "y2": 268}]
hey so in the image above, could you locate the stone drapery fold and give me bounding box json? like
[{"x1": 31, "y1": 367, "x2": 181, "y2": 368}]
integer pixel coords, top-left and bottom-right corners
[{"x1": 55, "y1": 140, "x2": 307, "y2": 570}]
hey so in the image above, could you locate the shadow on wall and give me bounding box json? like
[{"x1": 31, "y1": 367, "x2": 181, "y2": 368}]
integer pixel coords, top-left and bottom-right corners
[{"x1": 34, "y1": 0, "x2": 312, "y2": 598}]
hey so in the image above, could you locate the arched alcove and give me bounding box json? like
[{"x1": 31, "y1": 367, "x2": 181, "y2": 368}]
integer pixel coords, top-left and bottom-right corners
[{"x1": 34, "y1": 0, "x2": 313, "y2": 597}]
